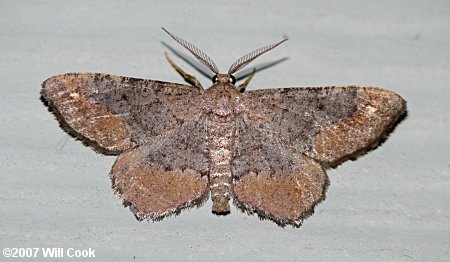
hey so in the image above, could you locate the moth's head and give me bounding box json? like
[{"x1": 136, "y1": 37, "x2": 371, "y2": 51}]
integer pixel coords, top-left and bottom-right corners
[
  {"x1": 212, "y1": 74, "x2": 236, "y2": 85},
  {"x1": 162, "y1": 27, "x2": 287, "y2": 89}
]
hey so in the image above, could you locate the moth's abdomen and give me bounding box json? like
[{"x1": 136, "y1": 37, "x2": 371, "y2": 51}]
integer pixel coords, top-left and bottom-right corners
[{"x1": 207, "y1": 118, "x2": 235, "y2": 214}]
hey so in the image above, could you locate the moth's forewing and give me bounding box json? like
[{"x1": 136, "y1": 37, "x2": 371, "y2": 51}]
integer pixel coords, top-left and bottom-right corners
[
  {"x1": 307, "y1": 87, "x2": 406, "y2": 166},
  {"x1": 240, "y1": 86, "x2": 406, "y2": 167},
  {"x1": 42, "y1": 73, "x2": 210, "y2": 220},
  {"x1": 41, "y1": 73, "x2": 202, "y2": 153},
  {"x1": 233, "y1": 86, "x2": 405, "y2": 226}
]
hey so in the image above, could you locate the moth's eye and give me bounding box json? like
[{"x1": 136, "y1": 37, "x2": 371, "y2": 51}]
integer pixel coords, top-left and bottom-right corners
[
  {"x1": 228, "y1": 75, "x2": 236, "y2": 85},
  {"x1": 212, "y1": 75, "x2": 218, "y2": 83}
]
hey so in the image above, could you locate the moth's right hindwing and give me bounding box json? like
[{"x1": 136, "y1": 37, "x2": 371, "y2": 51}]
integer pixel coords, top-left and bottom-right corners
[
  {"x1": 232, "y1": 86, "x2": 405, "y2": 226},
  {"x1": 232, "y1": 119, "x2": 328, "y2": 227}
]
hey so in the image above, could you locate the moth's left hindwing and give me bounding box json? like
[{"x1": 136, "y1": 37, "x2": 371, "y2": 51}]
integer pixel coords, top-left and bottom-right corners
[
  {"x1": 110, "y1": 120, "x2": 210, "y2": 220},
  {"x1": 42, "y1": 73, "x2": 210, "y2": 220},
  {"x1": 41, "y1": 73, "x2": 202, "y2": 153}
]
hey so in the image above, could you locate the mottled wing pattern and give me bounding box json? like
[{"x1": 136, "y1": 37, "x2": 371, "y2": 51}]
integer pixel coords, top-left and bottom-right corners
[
  {"x1": 233, "y1": 86, "x2": 406, "y2": 226},
  {"x1": 110, "y1": 119, "x2": 210, "y2": 220},
  {"x1": 232, "y1": 119, "x2": 328, "y2": 226},
  {"x1": 41, "y1": 73, "x2": 203, "y2": 153},
  {"x1": 240, "y1": 86, "x2": 406, "y2": 166}
]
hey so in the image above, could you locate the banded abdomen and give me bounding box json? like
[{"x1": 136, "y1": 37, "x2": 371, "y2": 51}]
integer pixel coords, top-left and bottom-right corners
[{"x1": 207, "y1": 117, "x2": 235, "y2": 214}]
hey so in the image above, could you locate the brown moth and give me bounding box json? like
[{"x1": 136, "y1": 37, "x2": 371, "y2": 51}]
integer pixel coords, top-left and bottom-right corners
[{"x1": 41, "y1": 28, "x2": 406, "y2": 227}]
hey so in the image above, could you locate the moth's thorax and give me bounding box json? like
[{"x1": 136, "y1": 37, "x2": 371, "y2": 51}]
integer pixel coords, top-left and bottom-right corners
[{"x1": 204, "y1": 83, "x2": 240, "y2": 119}]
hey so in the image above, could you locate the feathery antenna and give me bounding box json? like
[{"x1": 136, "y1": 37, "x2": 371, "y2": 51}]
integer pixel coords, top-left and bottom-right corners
[
  {"x1": 228, "y1": 37, "x2": 288, "y2": 75},
  {"x1": 162, "y1": 27, "x2": 219, "y2": 75}
]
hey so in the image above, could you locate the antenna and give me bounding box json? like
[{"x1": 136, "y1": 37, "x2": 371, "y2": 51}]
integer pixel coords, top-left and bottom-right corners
[
  {"x1": 162, "y1": 27, "x2": 288, "y2": 77},
  {"x1": 228, "y1": 37, "x2": 288, "y2": 75},
  {"x1": 162, "y1": 27, "x2": 219, "y2": 75}
]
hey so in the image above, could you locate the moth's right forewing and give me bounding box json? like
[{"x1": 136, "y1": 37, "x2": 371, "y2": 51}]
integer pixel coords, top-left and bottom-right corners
[
  {"x1": 240, "y1": 86, "x2": 406, "y2": 167},
  {"x1": 233, "y1": 86, "x2": 405, "y2": 226},
  {"x1": 309, "y1": 87, "x2": 406, "y2": 165},
  {"x1": 41, "y1": 73, "x2": 203, "y2": 154}
]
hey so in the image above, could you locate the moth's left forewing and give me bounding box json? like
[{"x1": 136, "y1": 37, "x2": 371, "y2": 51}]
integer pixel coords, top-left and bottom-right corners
[
  {"x1": 41, "y1": 74, "x2": 134, "y2": 152},
  {"x1": 41, "y1": 73, "x2": 203, "y2": 154}
]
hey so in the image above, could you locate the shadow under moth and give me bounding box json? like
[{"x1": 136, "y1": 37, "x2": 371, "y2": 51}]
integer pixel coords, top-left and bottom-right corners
[{"x1": 41, "y1": 28, "x2": 406, "y2": 227}]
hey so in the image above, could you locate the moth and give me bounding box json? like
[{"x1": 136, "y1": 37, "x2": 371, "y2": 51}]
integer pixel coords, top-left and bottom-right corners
[{"x1": 41, "y1": 28, "x2": 406, "y2": 227}]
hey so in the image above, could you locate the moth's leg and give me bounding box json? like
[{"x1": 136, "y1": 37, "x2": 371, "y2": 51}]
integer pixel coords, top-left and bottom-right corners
[
  {"x1": 237, "y1": 68, "x2": 256, "y2": 93},
  {"x1": 164, "y1": 52, "x2": 204, "y2": 90}
]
